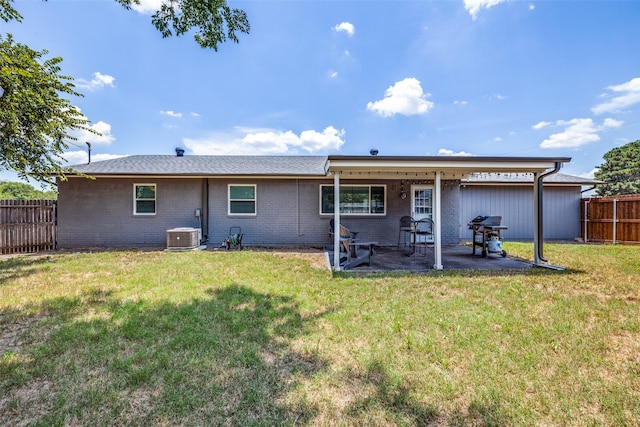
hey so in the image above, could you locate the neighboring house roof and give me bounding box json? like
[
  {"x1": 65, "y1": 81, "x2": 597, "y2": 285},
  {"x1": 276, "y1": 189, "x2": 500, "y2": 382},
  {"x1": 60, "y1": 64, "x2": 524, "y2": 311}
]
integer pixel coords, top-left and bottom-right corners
[
  {"x1": 69, "y1": 155, "x2": 329, "y2": 177},
  {"x1": 462, "y1": 172, "x2": 601, "y2": 186}
]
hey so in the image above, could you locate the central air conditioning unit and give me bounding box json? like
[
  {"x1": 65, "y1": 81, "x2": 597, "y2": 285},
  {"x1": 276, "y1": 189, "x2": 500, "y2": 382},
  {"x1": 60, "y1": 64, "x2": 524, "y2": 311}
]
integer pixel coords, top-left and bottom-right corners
[{"x1": 166, "y1": 227, "x2": 202, "y2": 249}]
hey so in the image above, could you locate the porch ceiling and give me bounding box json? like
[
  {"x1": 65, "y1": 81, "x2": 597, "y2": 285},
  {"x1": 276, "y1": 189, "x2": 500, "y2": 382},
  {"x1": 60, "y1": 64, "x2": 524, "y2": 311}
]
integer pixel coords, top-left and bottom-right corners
[{"x1": 326, "y1": 155, "x2": 572, "y2": 180}]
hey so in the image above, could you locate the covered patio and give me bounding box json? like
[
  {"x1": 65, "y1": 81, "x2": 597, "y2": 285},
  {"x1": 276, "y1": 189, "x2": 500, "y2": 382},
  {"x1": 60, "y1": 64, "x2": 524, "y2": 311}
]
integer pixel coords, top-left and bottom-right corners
[{"x1": 326, "y1": 155, "x2": 572, "y2": 272}]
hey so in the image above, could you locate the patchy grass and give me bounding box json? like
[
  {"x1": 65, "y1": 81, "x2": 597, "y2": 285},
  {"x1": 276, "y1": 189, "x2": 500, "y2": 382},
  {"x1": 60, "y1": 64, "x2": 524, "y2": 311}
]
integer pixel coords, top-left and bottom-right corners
[{"x1": 1, "y1": 244, "x2": 639, "y2": 426}]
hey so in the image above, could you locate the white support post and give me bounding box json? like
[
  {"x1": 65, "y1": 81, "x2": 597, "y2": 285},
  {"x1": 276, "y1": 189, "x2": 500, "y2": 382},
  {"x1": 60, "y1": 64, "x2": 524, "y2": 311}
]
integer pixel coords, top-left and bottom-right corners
[
  {"x1": 433, "y1": 171, "x2": 443, "y2": 270},
  {"x1": 333, "y1": 172, "x2": 341, "y2": 271}
]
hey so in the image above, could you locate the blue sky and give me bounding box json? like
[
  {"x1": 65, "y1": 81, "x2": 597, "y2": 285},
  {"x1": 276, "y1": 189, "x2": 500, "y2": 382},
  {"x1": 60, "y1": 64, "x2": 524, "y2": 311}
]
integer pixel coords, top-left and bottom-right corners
[{"x1": 3, "y1": 0, "x2": 640, "y2": 183}]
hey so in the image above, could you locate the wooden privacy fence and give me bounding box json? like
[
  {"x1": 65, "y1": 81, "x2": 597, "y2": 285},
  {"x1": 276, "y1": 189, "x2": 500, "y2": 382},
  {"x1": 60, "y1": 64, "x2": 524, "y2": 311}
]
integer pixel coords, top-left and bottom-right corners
[
  {"x1": 0, "y1": 200, "x2": 57, "y2": 255},
  {"x1": 581, "y1": 195, "x2": 640, "y2": 245}
]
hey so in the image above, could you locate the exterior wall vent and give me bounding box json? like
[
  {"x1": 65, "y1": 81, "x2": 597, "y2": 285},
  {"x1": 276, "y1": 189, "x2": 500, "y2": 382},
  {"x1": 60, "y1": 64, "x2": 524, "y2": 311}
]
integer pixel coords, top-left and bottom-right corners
[{"x1": 166, "y1": 227, "x2": 201, "y2": 249}]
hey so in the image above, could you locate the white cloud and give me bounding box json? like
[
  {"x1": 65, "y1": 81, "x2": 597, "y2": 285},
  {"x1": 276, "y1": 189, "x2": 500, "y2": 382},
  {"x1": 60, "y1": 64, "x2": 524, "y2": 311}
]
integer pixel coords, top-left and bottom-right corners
[
  {"x1": 591, "y1": 77, "x2": 640, "y2": 114},
  {"x1": 532, "y1": 121, "x2": 551, "y2": 130},
  {"x1": 63, "y1": 151, "x2": 126, "y2": 166},
  {"x1": 184, "y1": 126, "x2": 345, "y2": 155},
  {"x1": 161, "y1": 110, "x2": 183, "y2": 118},
  {"x1": 453, "y1": 100, "x2": 468, "y2": 106},
  {"x1": 529, "y1": 4, "x2": 535, "y2": 11},
  {"x1": 493, "y1": 137, "x2": 502, "y2": 142},
  {"x1": 579, "y1": 168, "x2": 599, "y2": 180},
  {"x1": 76, "y1": 72, "x2": 115, "y2": 91},
  {"x1": 130, "y1": 0, "x2": 163, "y2": 14},
  {"x1": 603, "y1": 118, "x2": 624, "y2": 128},
  {"x1": 367, "y1": 78, "x2": 434, "y2": 117},
  {"x1": 539, "y1": 118, "x2": 622, "y2": 149},
  {"x1": 334, "y1": 22, "x2": 355, "y2": 36},
  {"x1": 190, "y1": 112, "x2": 200, "y2": 117},
  {"x1": 297, "y1": 127, "x2": 346, "y2": 152},
  {"x1": 70, "y1": 120, "x2": 115, "y2": 146},
  {"x1": 438, "y1": 148, "x2": 474, "y2": 156},
  {"x1": 329, "y1": 70, "x2": 339, "y2": 78},
  {"x1": 489, "y1": 93, "x2": 509, "y2": 101},
  {"x1": 464, "y1": 0, "x2": 509, "y2": 20}
]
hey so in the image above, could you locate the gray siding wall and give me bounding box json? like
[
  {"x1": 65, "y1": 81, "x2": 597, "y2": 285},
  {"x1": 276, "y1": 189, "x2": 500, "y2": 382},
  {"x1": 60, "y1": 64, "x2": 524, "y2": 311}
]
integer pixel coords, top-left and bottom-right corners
[
  {"x1": 459, "y1": 185, "x2": 581, "y2": 240},
  {"x1": 58, "y1": 177, "x2": 203, "y2": 248},
  {"x1": 58, "y1": 177, "x2": 463, "y2": 248}
]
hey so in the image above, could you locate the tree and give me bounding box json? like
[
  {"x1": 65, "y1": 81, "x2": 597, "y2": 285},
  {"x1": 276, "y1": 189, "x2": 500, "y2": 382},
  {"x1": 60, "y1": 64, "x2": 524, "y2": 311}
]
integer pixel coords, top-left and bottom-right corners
[
  {"x1": 595, "y1": 140, "x2": 640, "y2": 196},
  {"x1": 0, "y1": 0, "x2": 21, "y2": 23},
  {"x1": 1, "y1": 1, "x2": 250, "y2": 185},
  {"x1": 3, "y1": 0, "x2": 251, "y2": 51},
  {"x1": 0, "y1": 181, "x2": 57, "y2": 200},
  {"x1": 1, "y1": 34, "x2": 92, "y2": 183},
  {"x1": 117, "y1": 0, "x2": 250, "y2": 50}
]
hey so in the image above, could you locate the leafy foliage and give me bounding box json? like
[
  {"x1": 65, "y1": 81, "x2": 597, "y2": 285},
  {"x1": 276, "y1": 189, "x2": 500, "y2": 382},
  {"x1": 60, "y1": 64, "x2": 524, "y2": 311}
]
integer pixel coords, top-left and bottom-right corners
[
  {"x1": 595, "y1": 140, "x2": 640, "y2": 196},
  {"x1": 0, "y1": 35, "x2": 92, "y2": 183},
  {"x1": 116, "y1": 0, "x2": 250, "y2": 50},
  {"x1": 0, "y1": 181, "x2": 57, "y2": 199},
  {"x1": 0, "y1": 0, "x2": 21, "y2": 23}
]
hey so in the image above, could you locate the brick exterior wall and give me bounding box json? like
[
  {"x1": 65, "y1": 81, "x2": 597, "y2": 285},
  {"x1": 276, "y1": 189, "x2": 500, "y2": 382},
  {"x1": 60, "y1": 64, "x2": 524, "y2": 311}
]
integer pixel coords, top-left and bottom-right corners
[
  {"x1": 57, "y1": 177, "x2": 204, "y2": 248},
  {"x1": 58, "y1": 176, "x2": 463, "y2": 249},
  {"x1": 441, "y1": 180, "x2": 461, "y2": 244}
]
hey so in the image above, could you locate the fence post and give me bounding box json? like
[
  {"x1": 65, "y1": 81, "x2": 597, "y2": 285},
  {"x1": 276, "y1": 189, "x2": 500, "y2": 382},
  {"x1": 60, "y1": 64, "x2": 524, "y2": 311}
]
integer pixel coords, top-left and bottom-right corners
[
  {"x1": 612, "y1": 199, "x2": 617, "y2": 245},
  {"x1": 52, "y1": 202, "x2": 57, "y2": 250},
  {"x1": 583, "y1": 199, "x2": 589, "y2": 243}
]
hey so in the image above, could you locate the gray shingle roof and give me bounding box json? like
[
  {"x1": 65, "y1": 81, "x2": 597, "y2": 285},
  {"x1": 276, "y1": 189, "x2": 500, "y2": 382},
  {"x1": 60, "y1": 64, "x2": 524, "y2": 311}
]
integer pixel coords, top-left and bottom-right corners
[
  {"x1": 69, "y1": 155, "x2": 329, "y2": 176},
  {"x1": 68, "y1": 155, "x2": 595, "y2": 185}
]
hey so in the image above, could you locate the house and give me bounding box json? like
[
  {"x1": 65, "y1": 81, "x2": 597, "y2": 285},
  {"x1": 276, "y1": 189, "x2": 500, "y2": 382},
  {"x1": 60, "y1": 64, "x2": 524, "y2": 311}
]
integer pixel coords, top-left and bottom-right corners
[{"x1": 58, "y1": 152, "x2": 574, "y2": 270}]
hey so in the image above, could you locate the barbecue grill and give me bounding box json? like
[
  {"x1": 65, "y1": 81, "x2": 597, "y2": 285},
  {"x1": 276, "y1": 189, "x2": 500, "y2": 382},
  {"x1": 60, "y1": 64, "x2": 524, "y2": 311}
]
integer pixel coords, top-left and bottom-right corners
[{"x1": 468, "y1": 215, "x2": 508, "y2": 258}]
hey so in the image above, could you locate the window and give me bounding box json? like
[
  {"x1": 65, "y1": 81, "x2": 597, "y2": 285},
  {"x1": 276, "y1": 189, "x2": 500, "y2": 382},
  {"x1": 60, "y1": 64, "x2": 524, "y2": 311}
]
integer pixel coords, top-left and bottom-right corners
[
  {"x1": 229, "y1": 184, "x2": 256, "y2": 215},
  {"x1": 134, "y1": 184, "x2": 156, "y2": 215},
  {"x1": 320, "y1": 185, "x2": 386, "y2": 215}
]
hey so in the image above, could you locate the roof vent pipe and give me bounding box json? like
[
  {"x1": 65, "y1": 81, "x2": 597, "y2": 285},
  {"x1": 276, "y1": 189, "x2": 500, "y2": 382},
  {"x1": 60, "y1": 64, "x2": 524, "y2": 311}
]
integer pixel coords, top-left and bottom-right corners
[
  {"x1": 370, "y1": 148, "x2": 379, "y2": 156},
  {"x1": 175, "y1": 147, "x2": 185, "y2": 157}
]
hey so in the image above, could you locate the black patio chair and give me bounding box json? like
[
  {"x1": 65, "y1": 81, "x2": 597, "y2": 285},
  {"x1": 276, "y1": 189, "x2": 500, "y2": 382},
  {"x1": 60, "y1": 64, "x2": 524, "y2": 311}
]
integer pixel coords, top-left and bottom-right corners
[
  {"x1": 411, "y1": 218, "x2": 434, "y2": 260},
  {"x1": 398, "y1": 215, "x2": 415, "y2": 249}
]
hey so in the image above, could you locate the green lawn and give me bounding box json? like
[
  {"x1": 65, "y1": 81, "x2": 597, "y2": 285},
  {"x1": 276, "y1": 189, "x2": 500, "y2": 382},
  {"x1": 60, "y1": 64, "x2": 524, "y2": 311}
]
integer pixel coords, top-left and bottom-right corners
[{"x1": 1, "y1": 243, "x2": 639, "y2": 426}]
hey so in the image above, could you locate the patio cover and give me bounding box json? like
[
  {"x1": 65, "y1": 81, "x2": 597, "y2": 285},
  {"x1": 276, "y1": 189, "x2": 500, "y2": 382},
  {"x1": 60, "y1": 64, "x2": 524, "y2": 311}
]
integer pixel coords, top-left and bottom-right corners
[{"x1": 325, "y1": 155, "x2": 572, "y2": 271}]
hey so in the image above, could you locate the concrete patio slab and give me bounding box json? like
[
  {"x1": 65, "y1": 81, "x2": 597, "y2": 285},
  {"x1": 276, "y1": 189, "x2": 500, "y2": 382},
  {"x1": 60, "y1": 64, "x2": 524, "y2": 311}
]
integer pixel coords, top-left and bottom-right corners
[{"x1": 328, "y1": 243, "x2": 533, "y2": 272}]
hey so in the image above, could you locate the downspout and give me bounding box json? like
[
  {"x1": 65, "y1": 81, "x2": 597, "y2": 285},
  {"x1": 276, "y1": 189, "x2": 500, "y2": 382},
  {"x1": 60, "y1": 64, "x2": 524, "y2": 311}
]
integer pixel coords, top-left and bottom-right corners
[
  {"x1": 534, "y1": 161, "x2": 562, "y2": 268},
  {"x1": 201, "y1": 178, "x2": 210, "y2": 244},
  {"x1": 297, "y1": 179, "x2": 302, "y2": 236}
]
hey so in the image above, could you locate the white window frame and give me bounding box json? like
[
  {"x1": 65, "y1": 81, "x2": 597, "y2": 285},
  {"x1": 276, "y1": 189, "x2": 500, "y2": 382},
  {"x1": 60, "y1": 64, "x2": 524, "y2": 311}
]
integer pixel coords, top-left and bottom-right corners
[
  {"x1": 133, "y1": 183, "x2": 156, "y2": 216},
  {"x1": 319, "y1": 184, "x2": 386, "y2": 216},
  {"x1": 228, "y1": 184, "x2": 257, "y2": 216}
]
